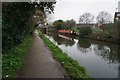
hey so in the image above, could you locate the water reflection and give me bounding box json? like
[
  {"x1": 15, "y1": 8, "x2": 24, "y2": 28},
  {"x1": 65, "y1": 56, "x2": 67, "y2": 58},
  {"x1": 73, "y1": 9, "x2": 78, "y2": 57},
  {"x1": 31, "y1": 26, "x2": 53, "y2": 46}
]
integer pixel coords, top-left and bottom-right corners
[
  {"x1": 45, "y1": 32, "x2": 119, "y2": 78},
  {"x1": 46, "y1": 32, "x2": 75, "y2": 46},
  {"x1": 92, "y1": 41, "x2": 119, "y2": 64},
  {"x1": 77, "y1": 38, "x2": 91, "y2": 53},
  {"x1": 94, "y1": 45, "x2": 118, "y2": 64},
  {"x1": 76, "y1": 37, "x2": 119, "y2": 64}
]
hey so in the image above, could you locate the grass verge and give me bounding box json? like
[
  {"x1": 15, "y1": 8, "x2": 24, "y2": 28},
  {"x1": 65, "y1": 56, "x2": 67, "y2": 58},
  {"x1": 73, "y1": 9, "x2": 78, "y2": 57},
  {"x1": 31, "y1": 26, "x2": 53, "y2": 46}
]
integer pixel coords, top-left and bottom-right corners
[
  {"x1": 38, "y1": 30, "x2": 88, "y2": 78},
  {"x1": 2, "y1": 35, "x2": 33, "y2": 78}
]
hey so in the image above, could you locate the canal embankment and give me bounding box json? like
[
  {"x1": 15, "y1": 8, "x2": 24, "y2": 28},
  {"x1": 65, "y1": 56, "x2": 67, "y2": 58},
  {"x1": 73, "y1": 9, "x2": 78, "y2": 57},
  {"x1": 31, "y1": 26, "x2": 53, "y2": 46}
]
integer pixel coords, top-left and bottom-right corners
[{"x1": 38, "y1": 30, "x2": 88, "y2": 78}]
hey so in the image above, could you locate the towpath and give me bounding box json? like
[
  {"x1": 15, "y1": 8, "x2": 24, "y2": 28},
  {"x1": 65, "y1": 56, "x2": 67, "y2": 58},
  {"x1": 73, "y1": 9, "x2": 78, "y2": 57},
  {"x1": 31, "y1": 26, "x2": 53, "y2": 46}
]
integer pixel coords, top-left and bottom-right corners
[{"x1": 17, "y1": 31, "x2": 65, "y2": 78}]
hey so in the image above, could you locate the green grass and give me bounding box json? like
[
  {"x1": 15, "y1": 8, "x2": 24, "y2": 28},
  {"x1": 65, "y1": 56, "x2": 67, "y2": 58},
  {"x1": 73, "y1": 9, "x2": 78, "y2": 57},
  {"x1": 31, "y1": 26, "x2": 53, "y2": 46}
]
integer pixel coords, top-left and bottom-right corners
[
  {"x1": 86, "y1": 25, "x2": 119, "y2": 44},
  {"x1": 2, "y1": 35, "x2": 33, "y2": 78},
  {"x1": 38, "y1": 30, "x2": 88, "y2": 78},
  {"x1": 0, "y1": 53, "x2": 2, "y2": 79},
  {"x1": 71, "y1": 27, "x2": 79, "y2": 33},
  {"x1": 92, "y1": 27, "x2": 102, "y2": 34}
]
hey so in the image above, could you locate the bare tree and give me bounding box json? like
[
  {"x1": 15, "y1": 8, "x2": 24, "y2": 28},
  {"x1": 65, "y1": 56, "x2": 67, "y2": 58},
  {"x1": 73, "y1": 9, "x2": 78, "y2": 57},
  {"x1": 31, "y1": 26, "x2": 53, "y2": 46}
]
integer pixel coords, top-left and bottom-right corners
[
  {"x1": 79, "y1": 12, "x2": 94, "y2": 24},
  {"x1": 96, "y1": 11, "x2": 113, "y2": 25}
]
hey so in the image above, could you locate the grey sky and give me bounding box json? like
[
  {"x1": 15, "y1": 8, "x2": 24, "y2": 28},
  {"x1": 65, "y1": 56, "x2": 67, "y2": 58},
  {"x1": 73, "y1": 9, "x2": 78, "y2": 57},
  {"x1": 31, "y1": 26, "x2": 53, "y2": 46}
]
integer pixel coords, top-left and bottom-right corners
[{"x1": 52, "y1": 0, "x2": 120, "y2": 23}]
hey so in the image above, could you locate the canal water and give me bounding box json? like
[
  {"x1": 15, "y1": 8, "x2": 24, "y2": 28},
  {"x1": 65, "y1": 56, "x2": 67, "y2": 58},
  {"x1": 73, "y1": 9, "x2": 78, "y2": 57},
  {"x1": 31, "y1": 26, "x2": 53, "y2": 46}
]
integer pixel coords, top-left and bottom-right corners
[{"x1": 45, "y1": 32, "x2": 119, "y2": 78}]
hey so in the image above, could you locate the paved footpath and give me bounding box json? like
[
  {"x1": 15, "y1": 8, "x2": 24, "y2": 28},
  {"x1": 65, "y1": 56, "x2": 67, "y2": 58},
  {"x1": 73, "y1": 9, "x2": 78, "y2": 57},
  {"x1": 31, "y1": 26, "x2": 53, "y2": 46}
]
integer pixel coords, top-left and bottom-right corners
[{"x1": 17, "y1": 31, "x2": 65, "y2": 78}]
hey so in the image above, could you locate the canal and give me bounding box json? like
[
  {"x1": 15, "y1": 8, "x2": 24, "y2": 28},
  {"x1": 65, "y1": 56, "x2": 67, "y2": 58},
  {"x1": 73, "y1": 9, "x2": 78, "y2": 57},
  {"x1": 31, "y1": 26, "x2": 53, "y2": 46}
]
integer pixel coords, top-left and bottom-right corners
[{"x1": 45, "y1": 32, "x2": 119, "y2": 78}]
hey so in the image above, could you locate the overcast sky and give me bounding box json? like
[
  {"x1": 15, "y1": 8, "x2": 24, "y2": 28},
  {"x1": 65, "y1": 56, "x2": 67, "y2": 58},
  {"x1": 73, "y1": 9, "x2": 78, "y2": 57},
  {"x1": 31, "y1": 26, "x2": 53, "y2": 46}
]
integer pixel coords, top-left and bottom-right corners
[{"x1": 52, "y1": 0, "x2": 120, "y2": 23}]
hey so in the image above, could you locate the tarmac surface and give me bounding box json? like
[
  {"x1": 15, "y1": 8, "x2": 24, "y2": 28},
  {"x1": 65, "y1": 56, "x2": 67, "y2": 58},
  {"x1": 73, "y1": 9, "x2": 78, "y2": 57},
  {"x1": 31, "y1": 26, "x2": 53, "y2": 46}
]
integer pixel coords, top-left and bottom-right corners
[{"x1": 17, "y1": 31, "x2": 65, "y2": 78}]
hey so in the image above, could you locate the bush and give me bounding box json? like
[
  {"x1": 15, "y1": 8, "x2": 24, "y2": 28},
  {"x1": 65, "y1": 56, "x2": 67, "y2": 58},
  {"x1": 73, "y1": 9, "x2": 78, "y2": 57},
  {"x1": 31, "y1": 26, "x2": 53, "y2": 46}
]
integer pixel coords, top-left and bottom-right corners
[
  {"x1": 79, "y1": 27, "x2": 92, "y2": 37},
  {"x1": 2, "y1": 36, "x2": 33, "y2": 78},
  {"x1": 2, "y1": 2, "x2": 56, "y2": 52},
  {"x1": 53, "y1": 20, "x2": 67, "y2": 30}
]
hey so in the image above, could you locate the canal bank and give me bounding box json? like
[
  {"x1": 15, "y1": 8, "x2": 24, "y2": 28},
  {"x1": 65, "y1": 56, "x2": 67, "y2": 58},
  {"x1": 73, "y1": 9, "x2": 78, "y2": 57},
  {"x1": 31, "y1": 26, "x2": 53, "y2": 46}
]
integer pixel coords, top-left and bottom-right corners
[
  {"x1": 44, "y1": 32, "x2": 119, "y2": 78},
  {"x1": 38, "y1": 30, "x2": 88, "y2": 78}
]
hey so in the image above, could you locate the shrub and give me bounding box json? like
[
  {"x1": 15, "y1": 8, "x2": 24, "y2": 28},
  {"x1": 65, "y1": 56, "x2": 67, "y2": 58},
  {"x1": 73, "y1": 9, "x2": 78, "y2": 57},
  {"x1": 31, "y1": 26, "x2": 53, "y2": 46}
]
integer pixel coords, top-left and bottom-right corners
[
  {"x1": 2, "y1": 36, "x2": 33, "y2": 78},
  {"x1": 79, "y1": 27, "x2": 92, "y2": 37}
]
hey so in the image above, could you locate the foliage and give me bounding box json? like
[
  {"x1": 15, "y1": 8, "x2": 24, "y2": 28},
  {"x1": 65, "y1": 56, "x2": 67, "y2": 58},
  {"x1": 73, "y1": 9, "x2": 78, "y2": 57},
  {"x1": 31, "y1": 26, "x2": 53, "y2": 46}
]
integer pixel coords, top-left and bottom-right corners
[
  {"x1": 117, "y1": 21, "x2": 120, "y2": 41},
  {"x1": 53, "y1": 19, "x2": 77, "y2": 30},
  {"x1": 66, "y1": 19, "x2": 76, "y2": 29},
  {"x1": 92, "y1": 23, "x2": 117, "y2": 38},
  {"x1": 38, "y1": 30, "x2": 88, "y2": 78},
  {"x1": 104, "y1": 23, "x2": 117, "y2": 38},
  {"x1": 2, "y1": 35, "x2": 33, "y2": 78},
  {"x1": 53, "y1": 19, "x2": 66, "y2": 30},
  {"x1": 96, "y1": 11, "x2": 113, "y2": 25},
  {"x1": 79, "y1": 27, "x2": 92, "y2": 37},
  {"x1": 89, "y1": 22, "x2": 119, "y2": 43},
  {"x1": 2, "y1": 2, "x2": 56, "y2": 52},
  {"x1": 71, "y1": 27, "x2": 79, "y2": 33},
  {"x1": 79, "y1": 12, "x2": 94, "y2": 24},
  {"x1": 92, "y1": 27, "x2": 103, "y2": 34}
]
